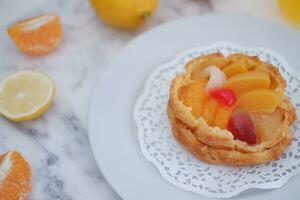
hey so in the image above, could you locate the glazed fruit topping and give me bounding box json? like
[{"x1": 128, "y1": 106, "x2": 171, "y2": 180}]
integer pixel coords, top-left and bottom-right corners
[
  {"x1": 222, "y1": 61, "x2": 248, "y2": 78},
  {"x1": 210, "y1": 88, "x2": 236, "y2": 107},
  {"x1": 224, "y1": 70, "x2": 270, "y2": 95},
  {"x1": 213, "y1": 106, "x2": 234, "y2": 129},
  {"x1": 201, "y1": 98, "x2": 219, "y2": 126},
  {"x1": 227, "y1": 109, "x2": 256, "y2": 144},
  {"x1": 237, "y1": 89, "x2": 284, "y2": 113},
  {"x1": 181, "y1": 79, "x2": 207, "y2": 117},
  {"x1": 200, "y1": 66, "x2": 227, "y2": 92}
]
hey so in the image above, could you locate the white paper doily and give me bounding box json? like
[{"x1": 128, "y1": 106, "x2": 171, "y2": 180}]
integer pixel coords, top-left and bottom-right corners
[{"x1": 133, "y1": 42, "x2": 300, "y2": 198}]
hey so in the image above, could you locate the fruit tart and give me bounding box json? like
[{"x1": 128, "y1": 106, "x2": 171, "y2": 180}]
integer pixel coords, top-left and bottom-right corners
[{"x1": 168, "y1": 52, "x2": 296, "y2": 166}]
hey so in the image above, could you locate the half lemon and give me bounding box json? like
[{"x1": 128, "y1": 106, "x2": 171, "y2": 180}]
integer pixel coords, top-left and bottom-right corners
[{"x1": 0, "y1": 71, "x2": 55, "y2": 122}]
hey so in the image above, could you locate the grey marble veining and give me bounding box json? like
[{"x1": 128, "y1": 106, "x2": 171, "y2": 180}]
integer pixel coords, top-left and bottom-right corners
[{"x1": 0, "y1": 0, "x2": 280, "y2": 199}]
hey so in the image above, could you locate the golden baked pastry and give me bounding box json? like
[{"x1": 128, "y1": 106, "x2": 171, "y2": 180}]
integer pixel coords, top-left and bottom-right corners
[{"x1": 168, "y1": 52, "x2": 296, "y2": 166}]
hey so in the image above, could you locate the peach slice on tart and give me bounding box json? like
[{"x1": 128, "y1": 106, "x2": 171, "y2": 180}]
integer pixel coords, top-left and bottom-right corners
[
  {"x1": 168, "y1": 52, "x2": 296, "y2": 166},
  {"x1": 237, "y1": 89, "x2": 284, "y2": 113},
  {"x1": 222, "y1": 62, "x2": 248, "y2": 78},
  {"x1": 224, "y1": 70, "x2": 271, "y2": 96}
]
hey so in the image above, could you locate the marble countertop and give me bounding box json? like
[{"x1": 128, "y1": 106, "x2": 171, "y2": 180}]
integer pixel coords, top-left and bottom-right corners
[{"x1": 0, "y1": 0, "x2": 288, "y2": 199}]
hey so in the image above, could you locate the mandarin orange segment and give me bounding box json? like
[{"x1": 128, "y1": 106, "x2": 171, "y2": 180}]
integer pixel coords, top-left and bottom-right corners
[
  {"x1": 182, "y1": 79, "x2": 207, "y2": 118},
  {"x1": 224, "y1": 71, "x2": 270, "y2": 95},
  {"x1": 213, "y1": 106, "x2": 235, "y2": 129},
  {"x1": 237, "y1": 89, "x2": 284, "y2": 113},
  {"x1": 201, "y1": 98, "x2": 219, "y2": 125},
  {"x1": 222, "y1": 62, "x2": 248, "y2": 78},
  {"x1": 7, "y1": 13, "x2": 62, "y2": 56},
  {"x1": 0, "y1": 151, "x2": 32, "y2": 200}
]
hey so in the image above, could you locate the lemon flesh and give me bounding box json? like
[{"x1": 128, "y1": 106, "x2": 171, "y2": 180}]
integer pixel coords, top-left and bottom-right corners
[{"x1": 0, "y1": 71, "x2": 55, "y2": 122}]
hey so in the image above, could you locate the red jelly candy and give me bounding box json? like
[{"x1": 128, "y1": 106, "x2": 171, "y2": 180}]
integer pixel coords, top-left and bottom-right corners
[
  {"x1": 227, "y1": 109, "x2": 256, "y2": 144},
  {"x1": 210, "y1": 88, "x2": 236, "y2": 107}
]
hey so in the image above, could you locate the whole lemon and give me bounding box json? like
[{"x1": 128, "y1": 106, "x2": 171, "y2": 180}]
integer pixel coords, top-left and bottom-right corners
[
  {"x1": 278, "y1": 0, "x2": 300, "y2": 27},
  {"x1": 91, "y1": 0, "x2": 158, "y2": 29}
]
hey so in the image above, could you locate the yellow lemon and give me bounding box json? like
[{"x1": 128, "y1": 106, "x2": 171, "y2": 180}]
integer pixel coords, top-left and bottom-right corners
[
  {"x1": 0, "y1": 71, "x2": 55, "y2": 122},
  {"x1": 278, "y1": 0, "x2": 300, "y2": 27},
  {"x1": 91, "y1": 0, "x2": 158, "y2": 29}
]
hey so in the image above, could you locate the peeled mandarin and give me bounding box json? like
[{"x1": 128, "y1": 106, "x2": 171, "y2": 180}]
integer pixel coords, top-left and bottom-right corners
[
  {"x1": 224, "y1": 71, "x2": 270, "y2": 95},
  {"x1": 237, "y1": 89, "x2": 284, "y2": 113},
  {"x1": 213, "y1": 106, "x2": 235, "y2": 129},
  {"x1": 0, "y1": 151, "x2": 32, "y2": 200},
  {"x1": 7, "y1": 13, "x2": 62, "y2": 56},
  {"x1": 182, "y1": 79, "x2": 207, "y2": 118},
  {"x1": 201, "y1": 98, "x2": 219, "y2": 125},
  {"x1": 222, "y1": 62, "x2": 248, "y2": 78}
]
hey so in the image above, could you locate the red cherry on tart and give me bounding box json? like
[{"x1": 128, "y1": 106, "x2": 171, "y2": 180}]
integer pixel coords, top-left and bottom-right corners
[
  {"x1": 227, "y1": 109, "x2": 256, "y2": 144},
  {"x1": 210, "y1": 88, "x2": 236, "y2": 107}
]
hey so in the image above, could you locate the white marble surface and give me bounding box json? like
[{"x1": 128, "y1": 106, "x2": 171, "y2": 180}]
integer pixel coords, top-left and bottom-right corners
[{"x1": 0, "y1": 0, "x2": 289, "y2": 199}]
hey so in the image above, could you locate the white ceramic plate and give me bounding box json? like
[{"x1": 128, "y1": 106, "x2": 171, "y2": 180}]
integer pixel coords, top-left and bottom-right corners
[{"x1": 88, "y1": 15, "x2": 300, "y2": 200}]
